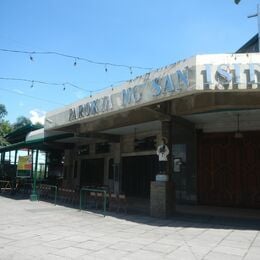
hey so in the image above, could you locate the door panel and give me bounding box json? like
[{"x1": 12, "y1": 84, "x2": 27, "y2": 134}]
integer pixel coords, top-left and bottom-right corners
[{"x1": 198, "y1": 132, "x2": 260, "y2": 208}]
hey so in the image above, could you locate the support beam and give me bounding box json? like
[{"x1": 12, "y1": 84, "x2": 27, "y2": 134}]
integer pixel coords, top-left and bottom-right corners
[
  {"x1": 30, "y1": 149, "x2": 38, "y2": 201},
  {"x1": 141, "y1": 107, "x2": 171, "y2": 122},
  {"x1": 76, "y1": 133, "x2": 120, "y2": 142},
  {"x1": 78, "y1": 107, "x2": 171, "y2": 133}
]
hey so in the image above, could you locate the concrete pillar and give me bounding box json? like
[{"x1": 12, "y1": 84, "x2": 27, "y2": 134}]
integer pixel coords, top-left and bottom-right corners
[
  {"x1": 150, "y1": 119, "x2": 175, "y2": 218},
  {"x1": 150, "y1": 181, "x2": 175, "y2": 218}
]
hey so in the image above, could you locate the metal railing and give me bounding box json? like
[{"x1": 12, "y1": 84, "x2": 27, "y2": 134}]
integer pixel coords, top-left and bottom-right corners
[
  {"x1": 79, "y1": 187, "x2": 107, "y2": 217},
  {"x1": 38, "y1": 184, "x2": 57, "y2": 205},
  {"x1": 0, "y1": 180, "x2": 12, "y2": 192}
]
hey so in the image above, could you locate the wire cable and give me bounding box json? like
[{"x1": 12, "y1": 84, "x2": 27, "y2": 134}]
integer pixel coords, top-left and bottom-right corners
[
  {"x1": 0, "y1": 77, "x2": 87, "y2": 92},
  {"x1": 0, "y1": 87, "x2": 65, "y2": 105},
  {"x1": 0, "y1": 77, "x2": 130, "y2": 94},
  {"x1": 0, "y1": 48, "x2": 153, "y2": 71}
]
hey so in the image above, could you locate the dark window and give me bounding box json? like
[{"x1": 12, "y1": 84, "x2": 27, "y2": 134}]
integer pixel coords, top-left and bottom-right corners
[
  {"x1": 134, "y1": 136, "x2": 156, "y2": 151},
  {"x1": 95, "y1": 142, "x2": 110, "y2": 154},
  {"x1": 78, "y1": 145, "x2": 89, "y2": 155}
]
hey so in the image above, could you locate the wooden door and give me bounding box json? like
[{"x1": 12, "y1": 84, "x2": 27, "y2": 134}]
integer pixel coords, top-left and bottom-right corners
[{"x1": 198, "y1": 132, "x2": 260, "y2": 208}]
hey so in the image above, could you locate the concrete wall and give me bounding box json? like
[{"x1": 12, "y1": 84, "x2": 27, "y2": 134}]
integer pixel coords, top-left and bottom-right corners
[{"x1": 171, "y1": 117, "x2": 197, "y2": 204}]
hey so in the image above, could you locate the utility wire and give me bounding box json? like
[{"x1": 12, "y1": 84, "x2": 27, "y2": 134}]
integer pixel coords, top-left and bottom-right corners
[
  {"x1": 0, "y1": 87, "x2": 65, "y2": 106},
  {"x1": 0, "y1": 48, "x2": 153, "y2": 71},
  {"x1": 0, "y1": 77, "x2": 87, "y2": 92},
  {"x1": 0, "y1": 77, "x2": 127, "y2": 93}
]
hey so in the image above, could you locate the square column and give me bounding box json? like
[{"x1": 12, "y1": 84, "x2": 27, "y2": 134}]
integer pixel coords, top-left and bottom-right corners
[{"x1": 150, "y1": 181, "x2": 175, "y2": 218}]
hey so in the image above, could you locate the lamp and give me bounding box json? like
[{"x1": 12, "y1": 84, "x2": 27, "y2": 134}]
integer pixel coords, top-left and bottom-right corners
[{"x1": 234, "y1": 113, "x2": 243, "y2": 138}]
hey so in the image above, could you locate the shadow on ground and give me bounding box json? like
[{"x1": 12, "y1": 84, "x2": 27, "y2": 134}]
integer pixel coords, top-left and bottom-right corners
[{"x1": 1, "y1": 193, "x2": 260, "y2": 231}]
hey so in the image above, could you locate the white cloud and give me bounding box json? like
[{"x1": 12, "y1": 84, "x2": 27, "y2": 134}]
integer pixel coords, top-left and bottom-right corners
[{"x1": 29, "y1": 109, "x2": 46, "y2": 125}]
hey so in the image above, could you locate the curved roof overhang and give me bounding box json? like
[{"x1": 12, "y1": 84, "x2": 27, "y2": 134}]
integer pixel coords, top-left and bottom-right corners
[{"x1": 44, "y1": 53, "x2": 260, "y2": 133}]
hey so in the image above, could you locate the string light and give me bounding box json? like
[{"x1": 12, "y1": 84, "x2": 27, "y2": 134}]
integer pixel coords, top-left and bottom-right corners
[
  {"x1": 0, "y1": 77, "x2": 87, "y2": 92},
  {"x1": 0, "y1": 76, "x2": 129, "y2": 94},
  {"x1": 0, "y1": 48, "x2": 153, "y2": 71},
  {"x1": 130, "y1": 67, "x2": 133, "y2": 75},
  {"x1": 105, "y1": 64, "x2": 108, "y2": 72}
]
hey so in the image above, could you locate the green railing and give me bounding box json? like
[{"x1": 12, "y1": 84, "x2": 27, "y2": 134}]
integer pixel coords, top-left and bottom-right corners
[
  {"x1": 79, "y1": 187, "x2": 107, "y2": 217},
  {"x1": 38, "y1": 184, "x2": 57, "y2": 205}
]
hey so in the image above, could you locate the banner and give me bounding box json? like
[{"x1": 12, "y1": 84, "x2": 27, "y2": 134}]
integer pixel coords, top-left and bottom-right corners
[{"x1": 17, "y1": 155, "x2": 32, "y2": 178}]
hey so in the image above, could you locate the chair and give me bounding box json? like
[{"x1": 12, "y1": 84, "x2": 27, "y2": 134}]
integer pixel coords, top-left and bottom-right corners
[
  {"x1": 109, "y1": 193, "x2": 118, "y2": 212},
  {"x1": 118, "y1": 194, "x2": 127, "y2": 213}
]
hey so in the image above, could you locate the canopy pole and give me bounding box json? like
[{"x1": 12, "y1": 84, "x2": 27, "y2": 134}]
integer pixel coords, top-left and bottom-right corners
[{"x1": 30, "y1": 149, "x2": 39, "y2": 201}]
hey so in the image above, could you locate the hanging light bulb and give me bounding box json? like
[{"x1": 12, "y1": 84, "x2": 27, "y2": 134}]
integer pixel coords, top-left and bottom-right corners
[
  {"x1": 30, "y1": 80, "x2": 34, "y2": 88},
  {"x1": 129, "y1": 67, "x2": 133, "y2": 75},
  {"x1": 30, "y1": 55, "x2": 34, "y2": 61},
  {"x1": 90, "y1": 91, "x2": 92, "y2": 98},
  {"x1": 63, "y1": 84, "x2": 66, "y2": 91},
  {"x1": 74, "y1": 58, "x2": 77, "y2": 66},
  {"x1": 105, "y1": 64, "x2": 108, "y2": 72}
]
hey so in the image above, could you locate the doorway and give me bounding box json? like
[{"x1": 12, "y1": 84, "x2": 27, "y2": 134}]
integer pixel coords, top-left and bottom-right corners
[
  {"x1": 122, "y1": 155, "x2": 157, "y2": 198},
  {"x1": 80, "y1": 158, "x2": 104, "y2": 187},
  {"x1": 198, "y1": 131, "x2": 260, "y2": 208}
]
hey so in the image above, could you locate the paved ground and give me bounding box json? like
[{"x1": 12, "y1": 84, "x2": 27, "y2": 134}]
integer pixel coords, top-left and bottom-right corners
[{"x1": 0, "y1": 196, "x2": 260, "y2": 259}]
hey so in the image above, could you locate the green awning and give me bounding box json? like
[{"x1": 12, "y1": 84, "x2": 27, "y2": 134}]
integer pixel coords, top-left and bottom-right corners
[{"x1": 0, "y1": 132, "x2": 74, "y2": 152}]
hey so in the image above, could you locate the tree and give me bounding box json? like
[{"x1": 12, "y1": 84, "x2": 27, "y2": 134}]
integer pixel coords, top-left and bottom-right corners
[
  {"x1": 0, "y1": 104, "x2": 7, "y2": 119},
  {"x1": 0, "y1": 104, "x2": 12, "y2": 146},
  {"x1": 0, "y1": 120, "x2": 12, "y2": 146},
  {"x1": 13, "y1": 116, "x2": 32, "y2": 130},
  {"x1": 34, "y1": 122, "x2": 44, "y2": 128}
]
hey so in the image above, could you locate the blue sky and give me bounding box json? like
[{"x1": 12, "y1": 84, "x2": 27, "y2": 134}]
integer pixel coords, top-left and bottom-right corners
[{"x1": 0, "y1": 0, "x2": 259, "y2": 124}]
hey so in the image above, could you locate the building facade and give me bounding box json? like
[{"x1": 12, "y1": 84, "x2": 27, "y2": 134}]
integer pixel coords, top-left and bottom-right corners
[{"x1": 41, "y1": 53, "x2": 260, "y2": 215}]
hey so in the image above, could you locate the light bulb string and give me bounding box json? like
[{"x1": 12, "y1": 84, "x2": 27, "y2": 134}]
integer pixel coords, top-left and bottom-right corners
[
  {"x1": 0, "y1": 76, "x2": 129, "y2": 94},
  {"x1": 0, "y1": 48, "x2": 153, "y2": 71}
]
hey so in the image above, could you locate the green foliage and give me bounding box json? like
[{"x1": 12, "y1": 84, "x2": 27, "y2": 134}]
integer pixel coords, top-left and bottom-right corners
[
  {"x1": 34, "y1": 122, "x2": 44, "y2": 128},
  {"x1": 0, "y1": 104, "x2": 12, "y2": 146},
  {"x1": 0, "y1": 104, "x2": 7, "y2": 119},
  {"x1": 13, "y1": 116, "x2": 32, "y2": 130},
  {"x1": 0, "y1": 123, "x2": 12, "y2": 146}
]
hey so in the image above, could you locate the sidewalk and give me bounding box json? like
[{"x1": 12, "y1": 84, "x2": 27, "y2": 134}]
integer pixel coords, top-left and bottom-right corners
[{"x1": 0, "y1": 196, "x2": 259, "y2": 259}]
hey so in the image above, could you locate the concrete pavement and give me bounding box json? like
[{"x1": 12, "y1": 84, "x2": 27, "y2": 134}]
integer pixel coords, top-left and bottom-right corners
[{"x1": 0, "y1": 196, "x2": 259, "y2": 259}]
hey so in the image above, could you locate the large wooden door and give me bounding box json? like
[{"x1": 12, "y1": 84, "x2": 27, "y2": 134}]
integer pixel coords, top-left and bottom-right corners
[{"x1": 198, "y1": 132, "x2": 260, "y2": 208}]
